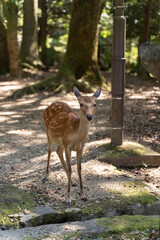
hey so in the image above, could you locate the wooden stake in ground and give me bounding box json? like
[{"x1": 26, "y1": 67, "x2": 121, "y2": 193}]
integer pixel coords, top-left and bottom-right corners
[{"x1": 111, "y1": 0, "x2": 126, "y2": 145}]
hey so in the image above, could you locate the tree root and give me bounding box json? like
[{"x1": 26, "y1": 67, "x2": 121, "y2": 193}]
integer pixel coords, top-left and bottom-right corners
[{"x1": 11, "y1": 69, "x2": 110, "y2": 99}]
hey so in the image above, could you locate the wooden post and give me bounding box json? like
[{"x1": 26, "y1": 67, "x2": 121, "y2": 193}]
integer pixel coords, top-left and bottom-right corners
[{"x1": 111, "y1": 0, "x2": 126, "y2": 145}]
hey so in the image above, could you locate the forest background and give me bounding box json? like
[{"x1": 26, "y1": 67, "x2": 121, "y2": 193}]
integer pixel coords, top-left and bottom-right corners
[{"x1": 0, "y1": 0, "x2": 160, "y2": 93}]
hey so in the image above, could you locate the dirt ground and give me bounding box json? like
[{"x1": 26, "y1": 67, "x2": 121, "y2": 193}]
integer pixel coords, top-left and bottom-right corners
[{"x1": 0, "y1": 70, "x2": 160, "y2": 206}]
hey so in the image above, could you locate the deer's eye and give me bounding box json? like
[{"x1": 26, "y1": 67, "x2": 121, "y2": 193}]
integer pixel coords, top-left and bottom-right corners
[
  {"x1": 93, "y1": 104, "x2": 96, "y2": 107},
  {"x1": 80, "y1": 103, "x2": 83, "y2": 107}
]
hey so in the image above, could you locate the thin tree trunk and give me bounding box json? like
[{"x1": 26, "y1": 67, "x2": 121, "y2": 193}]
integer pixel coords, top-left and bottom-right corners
[
  {"x1": 138, "y1": 0, "x2": 153, "y2": 77},
  {"x1": 7, "y1": 25, "x2": 21, "y2": 77},
  {"x1": 21, "y1": 0, "x2": 43, "y2": 67},
  {"x1": 1, "y1": 0, "x2": 21, "y2": 77},
  {"x1": 39, "y1": 0, "x2": 47, "y2": 67},
  {"x1": 139, "y1": 0, "x2": 153, "y2": 44},
  {"x1": 0, "y1": 14, "x2": 9, "y2": 74}
]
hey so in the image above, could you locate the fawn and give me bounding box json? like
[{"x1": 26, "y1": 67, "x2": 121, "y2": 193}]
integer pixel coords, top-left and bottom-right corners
[{"x1": 43, "y1": 86, "x2": 101, "y2": 205}]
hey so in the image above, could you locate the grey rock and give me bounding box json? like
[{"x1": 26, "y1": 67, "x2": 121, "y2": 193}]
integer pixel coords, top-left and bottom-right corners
[
  {"x1": 145, "y1": 202, "x2": 160, "y2": 215},
  {"x1": 130, "y1": 203, "x2": 145, "y2": 215},
  {"x1": 20, "y1": 206, "x2": 65, "y2": 227},
  {"x1": 0, "y1": 218, "x2": 107, "y2": 240},
  {"x1": 65, "y1": 207, "x2": 81, "y2": 221},
  {"x1": 139, "y1": 42, "x2": 160, "y2": 80}
]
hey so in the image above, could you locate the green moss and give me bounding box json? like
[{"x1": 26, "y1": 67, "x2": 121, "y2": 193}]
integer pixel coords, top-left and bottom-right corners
[
  {"x1": 122, "y1": 180, "x2": 156, "y2": 205},
  {"x1": 98, "y1": 141, "x2": 159, "y2": 160},
  {"x1": 0, "y1": 182, "x2": 36, "y2": 229},
  {"x1": 99, "y1": 143, "x2": 140, "y2": 159},
  {"x1": 63, "y1": 232, "x2": 83, "y2": 240},
  {"x1": 24, "y1": 238, "x2": 35, "y2": 240},
  {"x1": 81, "y1": 203, "x2": 106, "y2": 217},
  {"x1": 109, "y1": 180, "x2": 157, "y2": 206},
  {"x1": 96, "y1": 215, "x2": 160, "y2": 237}
]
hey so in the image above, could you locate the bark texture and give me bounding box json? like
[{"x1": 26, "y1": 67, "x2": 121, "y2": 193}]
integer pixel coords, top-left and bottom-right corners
[
  {"x1": 139, "y1": 0, "x2": 153, "y2": 45},
  {"x1": 138, "y1": 0, "x2": 153, "y2": 77},
  {"x1": 21, "y1": 0, "x2": 42, "y2": 67},
  {"x1": 39, "y1": 0, "x2": 47, "y2": 67},
  {"x1": 58, "y1": 0, "x2": 105, "y2": 90},
  {"x1": 1, "y1": 0, "x2": 21, "y2": 77},
  {"x1": 0, "y1": 16, "x2": 9, "y2": 74}
]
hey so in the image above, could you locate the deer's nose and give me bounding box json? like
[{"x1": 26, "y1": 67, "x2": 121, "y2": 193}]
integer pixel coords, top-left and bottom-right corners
[{"x1": 87, "y1": 114, "x2": 93, "y2": 121}]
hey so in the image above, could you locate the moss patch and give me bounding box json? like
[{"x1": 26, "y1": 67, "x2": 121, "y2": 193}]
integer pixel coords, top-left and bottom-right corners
[
  {"x1": 0, "y1": 182, "x2": 36, "y2": 229},
  {"x1": 98, "y1": 141, "x2": 160, "y2": 167},
  {"x1": 97, "y1": 215, "x2": 160, "y2": 237},
  {"x1": 81, "y1": 202, "x2": 106, "y2": 218},
  {"x1": 98, "y1": 141, "x2": 159, "y2": 159},
  {"x1": 111, "y1": 180, "x2": 157, "y2": 205},
  {"x1": 99, "y1": 142, "x2": 142, "y2": 159},
  {"x1": 122, "y1": 181, "x2": 156, "y2": 204}
]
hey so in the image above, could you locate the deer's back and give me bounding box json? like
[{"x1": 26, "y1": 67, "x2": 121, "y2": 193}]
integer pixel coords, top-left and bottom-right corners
[{"x1": 43, "y1": 102, "x2": 80, "y2": 145}]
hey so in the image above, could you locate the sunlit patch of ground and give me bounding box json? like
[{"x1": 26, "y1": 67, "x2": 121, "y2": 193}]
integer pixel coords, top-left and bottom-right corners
[{"x1": 0, "y1": 72, "x2": 160, "y2": 206}]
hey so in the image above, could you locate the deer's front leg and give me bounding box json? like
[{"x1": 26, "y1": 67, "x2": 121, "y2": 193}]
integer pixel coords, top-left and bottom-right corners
[
  {"x1": 65, "y1": 147, "x2": 72, "y2": 205},
  {"x1": 43, "y1": 141, "x2": 52, "y2": 182},
  {"x1": 77, "y1": 148, "x2": 87, "y2": 201}
]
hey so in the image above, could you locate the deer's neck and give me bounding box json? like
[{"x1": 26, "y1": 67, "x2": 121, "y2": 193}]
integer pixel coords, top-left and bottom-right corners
[{"x1": 78, "y1": 115, "x2": 90, "y2": 140}]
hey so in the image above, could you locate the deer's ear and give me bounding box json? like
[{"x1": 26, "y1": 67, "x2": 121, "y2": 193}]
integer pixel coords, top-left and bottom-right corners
[
  {"x1": 93, "y1": 88, "x2": 101, "y2": 99},
  {"x1": 73, "y1": 86, "x2": 81, "y2": 98}
]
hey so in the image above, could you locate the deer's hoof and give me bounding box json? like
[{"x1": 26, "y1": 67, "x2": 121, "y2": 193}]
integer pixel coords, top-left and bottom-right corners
[
  {"x1": 72, "y1": 183, "x2": 78, "y2": 187},
  {"x1": 42, "y1": 176, "x2": 48, "y2": 183},
  {"x1": 66, "y1": 198, "x2": 71, "y2": 206},
  {"x1": 82, "y1": 195, "x2": 88, "y2": 202}
]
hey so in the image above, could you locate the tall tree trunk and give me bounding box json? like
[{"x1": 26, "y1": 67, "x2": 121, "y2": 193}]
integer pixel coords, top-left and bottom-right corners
[
  {"x1": 138, "y1": 0, "x2": 153, "y2": 77},
  {"x1": 139, "y1": 0, "x2": 153, "y2": 44},
  {"x1": 39, "y1": 0, "x2": 47, "y2": 67},
  {"x1": 1, "y1": 0, "x2": 21, "y2": 77},
  {"x1": 58, "y1": 0, "x2": 105, "y2": 91},
  {"x1": 12, "y1": 0, "x2": 107, "y2": 97},
  {"x1": 21, "y1": 0, "x2": 43, "y2": 67},
  {"x1": 0, "y1": 13, "x2": 9, "y2": 74}
]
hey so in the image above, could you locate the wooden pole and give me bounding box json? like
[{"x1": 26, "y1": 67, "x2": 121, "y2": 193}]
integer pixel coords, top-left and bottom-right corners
[{"x1": 111, "y1": 0, "x2": 126, "y2": 145}]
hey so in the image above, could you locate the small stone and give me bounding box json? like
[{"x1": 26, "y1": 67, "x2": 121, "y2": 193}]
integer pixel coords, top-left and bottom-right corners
[
  {"x1": 20, "y1": 213, "x2": 37, "y2": 227},
  {"x1": 42, "y1": 238, "x2": 53, "y2": 240},
  {"x1": 1, "y1": 224, "x2": 8, "y2": 230}
]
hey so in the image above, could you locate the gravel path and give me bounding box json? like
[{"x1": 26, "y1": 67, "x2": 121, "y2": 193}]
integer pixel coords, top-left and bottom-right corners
[{"x1": 0, "y1": 72, "x2": 160, "y2": 206}]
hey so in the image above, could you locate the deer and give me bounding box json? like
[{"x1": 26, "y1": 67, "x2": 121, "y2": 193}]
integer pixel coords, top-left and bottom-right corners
[{"x1": 43, "y1": 86, "x2": 101, "y2": 205}]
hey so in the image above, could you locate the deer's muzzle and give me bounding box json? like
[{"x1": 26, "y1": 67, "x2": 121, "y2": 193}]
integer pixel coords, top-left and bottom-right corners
[{"x1": 87, "y1": 114, "x2": 93, "y2": 121}]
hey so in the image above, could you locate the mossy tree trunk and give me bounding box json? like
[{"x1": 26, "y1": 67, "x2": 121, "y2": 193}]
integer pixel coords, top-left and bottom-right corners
[
  {"x1": 21, "y1": 0, "x2": 43, "y2": 68},
  {"x1": 0, "y1": 9, "x2": 9, "y2": 74},
  {"x1": 57, "y1": 0, "x2": 105, "y2": 91},
  {"x1": 1, "y1": 0, "x2": 21, "y2": 77},
  {"x1": 12, "y1": 0, "x2": 106, "y2": 98}
]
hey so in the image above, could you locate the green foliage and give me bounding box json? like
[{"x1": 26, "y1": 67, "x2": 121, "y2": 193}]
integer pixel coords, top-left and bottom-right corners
[
  {"x1": 124, "y1": 0, "x2": 160, "y2": 75},
  {"x1": 1, "y1": 0, "x2": 160, "y2": 77},
  {"x1": 125, "y1": 0, "x2": 160, "y2": 41},
  {"x1": 98, "y1": 3, "x2": 113, "y2": 70}
]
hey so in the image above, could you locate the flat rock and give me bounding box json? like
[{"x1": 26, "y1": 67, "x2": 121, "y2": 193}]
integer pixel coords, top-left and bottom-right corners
[
  {"x1": 99, "y1": 141, "x2": 160, "y2": 167},
  {"x1": 1, "y1": 215, "x2": 160, "y2": 240},
  {"x1": 20, "y1": 206, "x2": 65, "y2": 227}
]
